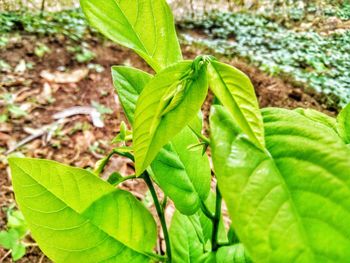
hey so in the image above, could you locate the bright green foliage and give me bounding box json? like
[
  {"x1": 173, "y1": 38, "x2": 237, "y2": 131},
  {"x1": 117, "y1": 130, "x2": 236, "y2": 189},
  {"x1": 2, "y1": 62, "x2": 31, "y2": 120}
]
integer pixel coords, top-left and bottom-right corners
[
  {"x1": 170, "y1": 211, "x2": 208, "y2": 263},
  {"x1": 338, "y1": 103, "x2": 350, "y2": 144},
  {"x1": 207, "y1": 61, "x2": 265, "y2": 149},
  {"x1": 211, "y1": 105, "x2": 350, "y2": 263},
  {"x1": 112, "y1": 66, "x2": 153, "y2": 125},
  {"x1": 0, "y1": 229, "x2": 26, "y2": 261},
  {"x1": 9, "y1": 158, "x2": 157, "y2": 263},
  {"x1": 170, "y1": 208, "x2": 250, "y2": 263},
  {"x1": 112, "y1": 66, "x2": 211, "y2": 215},
  {"x1": 0, "y1": 207, "x2": 28, "y2": 261},
  {"x1": 133, "y1": 61, "x2": 208, "y2": 176},
  {"x1": 151, "y1": 127, "x2": 211, "y2": 214},
  {"x1": 214, "y1": 244, "x2": 252, "y2": 263},
  {"x1": 294, "y1": 108, "x2": 338, "y2": 134},
  {"x1": 80, "y1": 0, "x2": 182, "y2": 72},
  {"x1": 8, "y1": 0, "x2": 350, "y2": 262}
]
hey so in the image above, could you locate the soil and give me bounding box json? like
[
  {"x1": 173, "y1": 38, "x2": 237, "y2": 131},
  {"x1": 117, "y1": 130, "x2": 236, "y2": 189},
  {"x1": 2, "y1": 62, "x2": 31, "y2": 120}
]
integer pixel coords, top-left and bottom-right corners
[{"x1": 0, "y1": 33, "x2": 337, "y2": 262}]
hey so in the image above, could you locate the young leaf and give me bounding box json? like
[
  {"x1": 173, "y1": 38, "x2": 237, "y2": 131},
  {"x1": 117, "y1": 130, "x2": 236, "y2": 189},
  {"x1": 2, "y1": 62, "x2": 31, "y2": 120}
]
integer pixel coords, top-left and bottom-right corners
[
  {"x1": 170, "y1": 210, "x2": 208, "y2": 263},
  {"x1": 151, "y1": 127, "x2": 211, "y2": 214},
  {"x1": 112, "y1": 66, "x2": 152, "y2": 125},
  {"x1": 337, "y1": 103, "x2": 350, "y2": 144},
  {"x1": 12, "y1": 243, "x2": 26, "y2": 261},
  {"x1": 134, "y1": 61, "x2": 208, "y2": 175},
  {"x1": 9, "y1": 158, "x2": 157, "y2": 263},
  {"x1": 210, "y1": 106, "x2": 350, "y2": 263},
  {"x1": 170, "y1": 209, "x2": 247, "y2": 263},
  {"x1": 214, "y1": 244, "x2": 252, "y2": 263},
  {"x1": 80, "y1": 0, "x2": 182, "y2": 72},
  {"x1": 207, "y1": 61, "x2": 265, "y2": 149},
  {"x1": 112, "y1": 66, "x2": 211, "y2": 215}
]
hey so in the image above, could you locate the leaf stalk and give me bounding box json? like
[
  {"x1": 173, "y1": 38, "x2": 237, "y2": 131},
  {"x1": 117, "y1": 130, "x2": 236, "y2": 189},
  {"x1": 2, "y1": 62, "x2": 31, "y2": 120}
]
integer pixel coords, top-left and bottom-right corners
[{"x1": 142, "y1": 171, "x2": 172, "y2": 262}]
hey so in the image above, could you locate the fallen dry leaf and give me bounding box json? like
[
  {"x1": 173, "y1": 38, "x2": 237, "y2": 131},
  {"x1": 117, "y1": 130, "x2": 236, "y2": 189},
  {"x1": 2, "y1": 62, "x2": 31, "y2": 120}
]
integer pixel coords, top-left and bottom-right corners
[{"x1": 40, "y1": 68, "x2": 89, "y2": 84}]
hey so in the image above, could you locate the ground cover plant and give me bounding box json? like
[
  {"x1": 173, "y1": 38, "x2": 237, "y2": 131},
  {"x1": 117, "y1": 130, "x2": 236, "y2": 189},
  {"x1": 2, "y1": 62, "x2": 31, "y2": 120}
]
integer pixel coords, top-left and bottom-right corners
[
  {"x1": 180, "y1": 11, "x2": 350, "y2": 107},
  {"x1": 7, "y1": 0, "x2": 350, "y2": 262},
  {"x1": 0, "y1": 8, "x2": 90, "y2": 41}
]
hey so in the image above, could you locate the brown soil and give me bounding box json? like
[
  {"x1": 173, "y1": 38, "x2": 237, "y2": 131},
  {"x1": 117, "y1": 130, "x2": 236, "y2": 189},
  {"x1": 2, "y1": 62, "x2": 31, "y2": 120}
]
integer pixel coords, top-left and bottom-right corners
[{"x1": 0, "y1": 34, "x2": 336, "y2": 262}]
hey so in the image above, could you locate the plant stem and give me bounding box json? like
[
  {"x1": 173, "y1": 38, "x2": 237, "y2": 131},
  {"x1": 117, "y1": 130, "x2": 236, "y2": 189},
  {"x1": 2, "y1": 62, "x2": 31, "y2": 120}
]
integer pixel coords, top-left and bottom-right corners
[
  {"x1": 142, "y1": 172, "x2": 172, "y2": 262},
  {"x1": 95, "y1": 148, "x2": 134, "y2": 175},
  {"x1": 200, "y1": 200, "x2": 215, "y2": 220},
  {"x1": 211, "y1": 184, "x2": 222, "y2": 252},
  {"x1": 40, "y1": 0, "x2": 46, "y2": 15}
]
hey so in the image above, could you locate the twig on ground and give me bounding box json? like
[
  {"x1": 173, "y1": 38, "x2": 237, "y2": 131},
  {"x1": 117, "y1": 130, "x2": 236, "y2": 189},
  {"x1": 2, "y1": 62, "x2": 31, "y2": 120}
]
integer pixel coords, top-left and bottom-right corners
[{"x1": 0, "y1": 250, "x2": 11, "y2": 263}]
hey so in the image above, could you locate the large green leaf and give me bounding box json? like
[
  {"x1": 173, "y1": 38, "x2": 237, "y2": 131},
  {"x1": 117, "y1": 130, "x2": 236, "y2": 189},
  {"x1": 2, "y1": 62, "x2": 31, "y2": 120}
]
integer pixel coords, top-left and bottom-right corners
[
  {"x1": 207, "y1": 61, "x2": 264, "y2": 149},
  {"x1": 80, "y1": 0, "x2": 182, "y2": 72},
  {"x1": 9, "y1": 158, "x2": 157, "y2": 263},
  {"x1": 112, "y1": 66, "x2": 211, "y2": 215},
  {"x1": 337, "y1": 103, "x2": 350, "y2": 144},
  {"x1": 133, "y1": 61, "x2": 208, "y2": 176},
  {"x1": 210, "y1": 106, "x2": 350, "y2": 263}
]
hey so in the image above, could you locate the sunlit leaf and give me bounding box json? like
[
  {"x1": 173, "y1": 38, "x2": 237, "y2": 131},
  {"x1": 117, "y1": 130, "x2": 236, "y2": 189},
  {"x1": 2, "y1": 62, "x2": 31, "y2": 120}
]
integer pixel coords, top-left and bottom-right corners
[
  {"x1": 133, "y1": 61, "x2": 208, "y2": 176},
  {"x1": 9, "y1": 158, "x2": 157, "y2": 263},
  {"x1": 112, "y1": 66, "x2": 210, "y2": 215},
  {"x1": 207, "y1": 61, "x2": 264, "y2": 149},
  {"x1": 211, "y1": 106, "x2": 350, "y2": 263},
  {"x1": 80, "y1": 0, "x2": 182, "y2": 72},
  {"x1": 338, "y1": 103, "x2": 350, "y2": 144}
]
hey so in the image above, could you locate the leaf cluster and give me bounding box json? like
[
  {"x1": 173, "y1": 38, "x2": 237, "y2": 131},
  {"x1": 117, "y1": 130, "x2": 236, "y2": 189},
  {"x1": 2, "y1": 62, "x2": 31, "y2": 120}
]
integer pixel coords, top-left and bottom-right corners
[{"x1": 7, "y1": 1, "x2": 350, "y2": 263}]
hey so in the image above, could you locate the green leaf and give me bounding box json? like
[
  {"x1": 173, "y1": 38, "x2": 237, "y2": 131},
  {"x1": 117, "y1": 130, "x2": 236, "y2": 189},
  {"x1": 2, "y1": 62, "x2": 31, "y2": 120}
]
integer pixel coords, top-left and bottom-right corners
[
  {"x1": 107, "y1": 172, "x2": 124, "y2": 185},
  {"x1": 215, "y1": 244, "x2": 252, "y2": 263},
  {"x1": 151, "y1": 127, "x2": 211, "y2": 214},
  {"x1": 207, "y1": 60, "x2": 264, "y2": 149},
  {"x1": 134, "y1": 61, "x2": 208, "y2": 175},
  {"x1": 210, "y1": 106, "x2": 350, "y2": 263},
  {"x1": 9, "y1": 158, "x2": 157, "y2": 263},
  {"x1": 7, "y1": 209, "x2": 27, "y2": 237},
  {"x1": 80, "y1": 0, "x2": 182, "y2": 72},
  {"x1": 295, "y1": 108, "x2": 338, "y2": 134},
  {"x1": 170, "y1": 208, "x2": 244, "y2": 263},
  {"x1": 0, "y1": 229, "x2": 18, "y2": 250},
  {"x1": 112, "y1": 66, "x2": 152, "y2": 125},
  {"x1": 11, "y1": 242, "x2": 26, "y2": 261},
  {"x1": 337, "y1": 103, "x2": 350, "y2": 144},
  {"x1": 112, "y1": 65, "x2": 211, "y2": 215},
  {"x1": 170, "y1": 210, "x2": 208, "y2": 263}
]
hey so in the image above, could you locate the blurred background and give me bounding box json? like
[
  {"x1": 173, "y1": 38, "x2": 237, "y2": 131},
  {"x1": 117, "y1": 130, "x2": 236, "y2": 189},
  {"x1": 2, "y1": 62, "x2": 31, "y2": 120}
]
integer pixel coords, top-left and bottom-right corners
[{"x1": 1, "y1": 1, "x2": 349, "y2": 262}]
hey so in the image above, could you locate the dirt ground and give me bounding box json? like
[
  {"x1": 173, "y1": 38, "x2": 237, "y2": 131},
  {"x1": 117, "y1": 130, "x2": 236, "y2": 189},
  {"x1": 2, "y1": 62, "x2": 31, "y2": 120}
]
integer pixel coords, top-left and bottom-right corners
[{"x1": 0, "y1": 34, "x2": 336, "y2": 262}]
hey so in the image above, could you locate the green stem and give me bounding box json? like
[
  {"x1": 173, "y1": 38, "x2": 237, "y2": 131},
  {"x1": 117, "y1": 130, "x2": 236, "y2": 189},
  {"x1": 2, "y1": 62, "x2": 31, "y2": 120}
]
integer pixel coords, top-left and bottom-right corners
[
  {"x1": 200, "y1": 200, "x2": 215, "y2": 220},
  {"x1": 95, "y1": 148, "x2": 134, "y2": 176},
  {"x1": 142, "y1": 172, "x2": 172, "y2": 262},
  {"x1": 211, "y1": 184, "x2": 222, "y2": 252}
]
